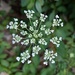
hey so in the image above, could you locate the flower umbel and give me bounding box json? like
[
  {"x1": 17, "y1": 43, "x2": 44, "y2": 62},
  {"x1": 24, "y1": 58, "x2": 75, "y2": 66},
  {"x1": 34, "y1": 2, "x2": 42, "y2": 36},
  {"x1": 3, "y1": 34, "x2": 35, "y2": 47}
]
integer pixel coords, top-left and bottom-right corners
[
  {"x1": 12, "y1": 34, "x2": 22, "y2": 44},
  {"x1": 7, "y1": 10, "x2": 64, "y2": 65},
  {"x1": 50, "y1": 37, "x2": 62, "y2": 47},
  {"x1": 52, "y1": 15, "x2": 63, "y2": 27},
  {"x1": 6, "y1": 18, "x2": 18, "y2": 29},
  {"x1": 16, "y1": 50, "x2": 31, "y2": 64},
  {"x1": 32, "y1": 45, "x2": 41, "y2": 57},
  {"x1": 24, "y1": 10, "x2": 35, "y2": 19},
  {"x1": 43, "y1": 49, "x2": 57, "y2": 65}
]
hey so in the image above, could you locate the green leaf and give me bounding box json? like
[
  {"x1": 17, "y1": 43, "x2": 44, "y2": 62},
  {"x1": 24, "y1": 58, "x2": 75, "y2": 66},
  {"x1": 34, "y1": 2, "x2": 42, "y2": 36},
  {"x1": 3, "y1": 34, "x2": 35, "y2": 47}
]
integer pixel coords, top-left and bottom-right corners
[
  {"x1": 22, "y1": 64, "x2": 29, "y2": 74},
  {"x1": 56, "y1": 28, "x2": 68, "y2": 39},
  {"x1": 65, "y1": 23, "x2": 74, "y2": 31},
  {"x1": 27, "y1": 1, "x2": 34, "y2": 9},
  {"x1": 57, "y1": 69, "x2": 67, "y2": 75},
  {"x1": 21, "y1": 0, "x2": 30, "y2": 7},
  {"x1": 15, "y1": 72, "x2": 23, "y2": 75},
  {"x1": 41, "y1": 66, "x2": 55, "y2": 75},
  {"x1": 42, "y1": 6, "x2": 49, "y2": 12},
  {"x1": 0, "y1": 66, "x2": 4, "y2": 72},
  {"x1": 0, "y1": 54, "x2": 7, "y2": 59},
  {"x1": 35, "y1": 1, "x2": 42, "y2": 12},
  {"x1": 49, "y1": 11, "x2": 55, "y2": 22},
  {"x1": 39, "y1": 0, "x2": 44, "y2": 6},
  {"x1": 0, "y1": 65, "x2": 11, "y2": 73},
  {"x1": 32, "y1": 55, "x2": 40, "y2": 68},
  {"x1": 57, "y1": 6, "x2": 66, "y2": 12},
  {"x1": 68, "y1": 72, "x2": 73, "y2": 75},
  {"x1": 10, "y1": 62, "x2": 20, "y2": 68},
  {"x1": 29, "y1": 64, "x2": 36, "y2": 74},
  {"x1": 11, "y1": 68, "x2": 17, "y2": 72},
  {"x1": 0, "y1": 11, "x2": 6, "y2": 16},
  {"x1": 58, "y1": 62, "x2": 67, "y2": 70},
  {"x1": 41, "y1": 68, "x2": 48, "y2": 75},
  {"x1": 45, "y1": 21, "x2": 52, "y2": 28},
  {"x1": 57, "y1": 42, "x2": 66, "y2": 58},
  {"x1": 0, "y1": 41, "x2": 11, "y2": 52},
  {"x1": 0, "y1": 33, "x2": 4, "y2": 39},
  {"x1": 1, "y1": 60, "x2": 9, "y2": 67}
]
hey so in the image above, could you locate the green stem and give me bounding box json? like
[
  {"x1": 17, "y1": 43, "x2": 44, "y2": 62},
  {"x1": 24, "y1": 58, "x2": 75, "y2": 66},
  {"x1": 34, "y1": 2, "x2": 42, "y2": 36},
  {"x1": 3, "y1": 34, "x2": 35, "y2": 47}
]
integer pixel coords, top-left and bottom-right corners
[
  {"x1": 29, "y1": 18, "x2": 32, "y2": 26},
  {"x1": 28, "y1": 44, "x2": 32, "y2": 53},
  {"x1": 38, "y1": 21, "x2": 42, "y2": 31},
  {"x1": 25, "y1": 28, "x2": 31, "y2": 33},
  {"x1": 17, "y1": 28, "x2": 22, "y2": 31}
]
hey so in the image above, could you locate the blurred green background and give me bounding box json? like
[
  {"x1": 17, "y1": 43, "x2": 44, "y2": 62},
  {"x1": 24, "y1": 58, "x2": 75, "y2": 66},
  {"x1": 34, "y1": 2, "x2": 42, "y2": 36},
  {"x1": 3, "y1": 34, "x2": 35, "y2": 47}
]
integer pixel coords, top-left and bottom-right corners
[{"x1": 0, "y1": 0, "x2": 75, "y2": 75}]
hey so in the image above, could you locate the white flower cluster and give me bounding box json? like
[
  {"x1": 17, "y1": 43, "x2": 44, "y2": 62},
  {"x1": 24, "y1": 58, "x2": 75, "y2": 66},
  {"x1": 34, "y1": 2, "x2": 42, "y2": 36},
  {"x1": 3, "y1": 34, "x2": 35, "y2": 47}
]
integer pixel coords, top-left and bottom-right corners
[
  {"x1": 43, "y1": 49, "x2": 57, "y2": 65},
  {"x1": 24, "y1": 10, "x2": 35, "y2": 19},
  {"x1": 32, "y1": 45, "x2": 41, "y2": 57},
  {"x1": 21, "y1": 39, "x2": 29, "y2": 45},
  {"x1": 52, "y1": 15, "x2": 63, "y2": 27},
  {"x1": 16, "y1": 50, "x2": 31, "y2": 64},
  {"x1": 6, "y1": 10, "x2": 64, "y2": 65},
  {"x1": 50, "y1": 37, "x2": 62, "y2": 47},
  {"x1": 20, "y1": 30, "x2": 28, "y2": 36},
  {"x1": 33, "y1": 20, "x2": 38, "y2": 27},
  {"x1": 40, "y1": 14, "x2": 48, "y2": 22},
  {"x1": 12, "y1": 34, "x2": 22, "y2": 44},
  {"x1": 40, "y1": 25, "x2": 46, "y2": 30},
  {"x1": 39, "y1": 38, "x2": 47, "y2": 45},
  {"x1": 20, "y1": 21, "x2": 27, "y2": 28},
  {"x1": 45, "y1": 29, "x2": 54, "y2": 35},
  {"x1": 6, "y1": 18, "x2": 18, "y2": 29}
]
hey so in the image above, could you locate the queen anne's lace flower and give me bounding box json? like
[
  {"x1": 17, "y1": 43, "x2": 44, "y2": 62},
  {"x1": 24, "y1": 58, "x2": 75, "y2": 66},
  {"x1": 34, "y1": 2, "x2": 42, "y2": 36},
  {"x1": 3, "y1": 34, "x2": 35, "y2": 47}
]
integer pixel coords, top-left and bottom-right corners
[
  {"x1": 40, "y1": 14, "x2": 48, "y2": 22},
  {"x1": 21, "y1": 39, "x2": 29, "y2": 45},
  {"x1": 38, "y1": 38, "x2": 47, "y2": 45},
  {"x1": 28, "y1": 34, "x2": 32, "y2": 38},
  {"x1": 20, "y1": 30, "x2": 28, "y2": 36},
  {"x1": 40, "y1": 25, "x2": 46, "y2": 31},
  {"x1": 16, "y1": 50, "x2": 31, "y2": 64},
  {"x1": 32, "y1": 45, "x2": 41, "y2": 57},
  {"x1": 32, "y1": 30, "x2": 38, "y2": 38},
  {"x1": 7, "y1": 10, "x2": 64, "y2": 65},
  {"x1": 20, "y1": 21, "x2": 27, "y2": 28},
  {"x1": 33, "y1": 20, "x2": 38, "y2": 27},
  {"x1": 45, "y1": 29, "x2": 54, "y2": 35},
  {"x1": 6, "y1": 18, "x2": 18, "y2": 29},
  {"x1": 30, "y1": 38, "x2": 36, "y2": 44},
  {"x1": 24, "y1": 10, "x2": 35, "y2": 19},
  {"x1": 43, "y1": 49, "x2": 57, "y2": 65},
  {"x1": 38, "y1": 32, "x2": 43, "y2": 38},
  {"x1": 52, "y1": 15, "x2": 63, "y2": 27},
  {"x1": 50, "y1": 37, "x2": 62, "y2": 47},
  {"x1": 29, "y1": 26, "x2": 34, "y2": 31},
  {"x1": 12, "y1": 34, "x2": 22, "y2": 44}
]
